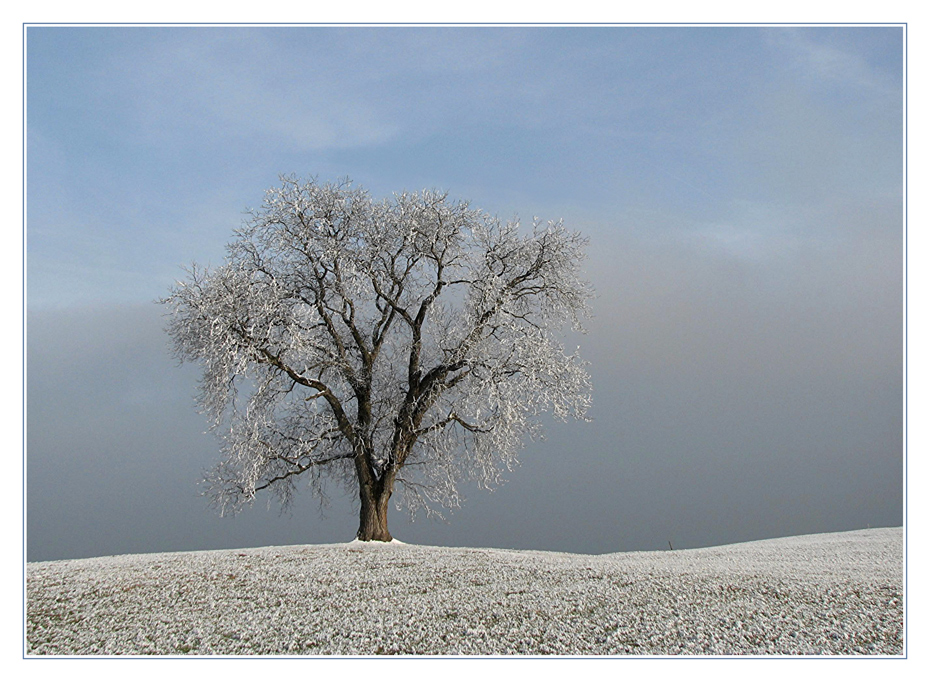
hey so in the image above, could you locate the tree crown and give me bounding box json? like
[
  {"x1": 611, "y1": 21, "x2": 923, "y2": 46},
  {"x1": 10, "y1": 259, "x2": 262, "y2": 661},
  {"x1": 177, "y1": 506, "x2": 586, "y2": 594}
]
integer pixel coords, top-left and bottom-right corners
[{"x1": 163, "y1": 176, "x2": 592, "y2": 520}]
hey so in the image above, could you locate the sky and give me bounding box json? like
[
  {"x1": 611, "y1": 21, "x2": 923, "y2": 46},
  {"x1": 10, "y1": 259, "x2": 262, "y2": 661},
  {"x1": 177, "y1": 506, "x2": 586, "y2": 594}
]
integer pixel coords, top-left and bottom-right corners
[{"x1": 25, "y1": 25, "x2": 904, "y2": 562}]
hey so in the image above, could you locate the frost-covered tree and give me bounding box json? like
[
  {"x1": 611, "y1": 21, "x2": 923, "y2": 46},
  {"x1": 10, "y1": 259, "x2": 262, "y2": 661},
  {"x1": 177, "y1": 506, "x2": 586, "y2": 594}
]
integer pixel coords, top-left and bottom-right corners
[{"x1": 163, "y1": 176, "x2": 592, "y2": 541}]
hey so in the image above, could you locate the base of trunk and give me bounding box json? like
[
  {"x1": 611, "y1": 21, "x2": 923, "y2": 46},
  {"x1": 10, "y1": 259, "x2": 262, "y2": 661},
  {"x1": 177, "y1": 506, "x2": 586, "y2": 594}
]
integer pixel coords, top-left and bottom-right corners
[
  {"x1": 357, "y1": 490, "x2": 393, "y2": 542},
  {"x1": 355, "y1": 534, "x2": 394, "y2": 542},
  {"x1": 356, "y1": 527, "x2": 393, "y2": 542}
]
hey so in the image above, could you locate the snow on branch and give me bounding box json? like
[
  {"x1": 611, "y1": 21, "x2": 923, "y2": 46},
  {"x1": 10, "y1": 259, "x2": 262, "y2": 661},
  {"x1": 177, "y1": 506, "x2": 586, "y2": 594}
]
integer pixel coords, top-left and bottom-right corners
[{"x1": 162, "y1": 176, "x2": 593, "y2": 522}]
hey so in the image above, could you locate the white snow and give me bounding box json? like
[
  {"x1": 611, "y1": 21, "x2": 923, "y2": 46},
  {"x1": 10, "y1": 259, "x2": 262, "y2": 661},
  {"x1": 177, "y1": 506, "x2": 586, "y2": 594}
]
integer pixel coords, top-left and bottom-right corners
[{"x1": 26, "y1": 527, "x2": 903, "y2": 656}]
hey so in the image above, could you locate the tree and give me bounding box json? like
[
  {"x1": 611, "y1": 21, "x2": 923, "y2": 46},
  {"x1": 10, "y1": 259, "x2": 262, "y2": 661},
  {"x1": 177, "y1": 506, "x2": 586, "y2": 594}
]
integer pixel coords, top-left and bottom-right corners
[{"x1": 162, "y1": 176, "x2": 592, "y2": 542}]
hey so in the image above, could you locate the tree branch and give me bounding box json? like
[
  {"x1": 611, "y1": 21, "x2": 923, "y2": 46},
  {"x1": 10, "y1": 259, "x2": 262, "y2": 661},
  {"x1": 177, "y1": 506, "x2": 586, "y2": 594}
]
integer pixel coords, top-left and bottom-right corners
[{"x1": 253, "y1": 452, "x2": 355, "y2": 493}]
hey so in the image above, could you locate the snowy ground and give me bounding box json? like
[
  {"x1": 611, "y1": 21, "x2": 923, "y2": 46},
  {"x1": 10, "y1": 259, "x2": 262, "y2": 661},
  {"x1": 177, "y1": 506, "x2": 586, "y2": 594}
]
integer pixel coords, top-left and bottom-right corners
[{"x1": 26, "y1": 527, "x2": 903, "y2": 656}]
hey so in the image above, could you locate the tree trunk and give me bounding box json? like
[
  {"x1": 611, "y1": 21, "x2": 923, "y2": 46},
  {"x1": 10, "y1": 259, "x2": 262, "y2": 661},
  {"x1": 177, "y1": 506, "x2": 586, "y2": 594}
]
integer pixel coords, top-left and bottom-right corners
[{"x1": 356, "y1": 475, "x2": 394, "y2": 542}]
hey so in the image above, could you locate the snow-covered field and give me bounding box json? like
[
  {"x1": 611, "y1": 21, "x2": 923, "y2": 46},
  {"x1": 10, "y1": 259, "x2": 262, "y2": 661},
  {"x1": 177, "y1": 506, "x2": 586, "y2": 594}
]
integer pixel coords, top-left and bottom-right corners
[{"x1": 26, "y1": 527, "x2": 903, "y2": 656}]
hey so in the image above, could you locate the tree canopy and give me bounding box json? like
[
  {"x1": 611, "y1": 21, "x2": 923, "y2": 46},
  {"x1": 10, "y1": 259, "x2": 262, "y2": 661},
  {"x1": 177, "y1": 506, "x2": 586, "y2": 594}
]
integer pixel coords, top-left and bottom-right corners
[{"x1": 163, "y1": 176, "x2": 592, "y2": 540}]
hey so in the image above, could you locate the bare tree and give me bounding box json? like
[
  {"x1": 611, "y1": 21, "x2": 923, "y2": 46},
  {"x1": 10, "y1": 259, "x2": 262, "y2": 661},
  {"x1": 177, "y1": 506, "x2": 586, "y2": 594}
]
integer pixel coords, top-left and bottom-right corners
[{"x1": 162, "y1": 176, "x2": 592, "y2": 541}]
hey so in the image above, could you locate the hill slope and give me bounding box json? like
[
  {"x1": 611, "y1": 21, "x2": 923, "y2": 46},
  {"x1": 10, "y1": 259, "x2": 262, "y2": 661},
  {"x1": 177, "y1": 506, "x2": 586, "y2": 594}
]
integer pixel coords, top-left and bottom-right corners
[{"x1": 26, "y1": 528, "x2": 903, "y2": 656}]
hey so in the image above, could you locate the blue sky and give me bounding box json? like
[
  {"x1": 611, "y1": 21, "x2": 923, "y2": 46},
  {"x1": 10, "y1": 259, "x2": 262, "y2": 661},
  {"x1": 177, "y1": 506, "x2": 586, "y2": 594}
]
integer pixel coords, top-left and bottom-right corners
[
  {"x1": 27, "y1": 27, "x2": 901, "y2": 308},
  {"x1": 26, "y1": 26, "x2": 904, "y2": 560}
]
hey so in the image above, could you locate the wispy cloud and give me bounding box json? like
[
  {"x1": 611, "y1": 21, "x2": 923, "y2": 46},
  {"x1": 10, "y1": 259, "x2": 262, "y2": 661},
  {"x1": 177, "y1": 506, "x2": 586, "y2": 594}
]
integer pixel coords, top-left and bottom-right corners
[
  {"x1": 766, "y1": 27, "x2": 902, "y2": 95},
  {"x1": 99, "y1": 30, "x2": 400, "y2": 151}
]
